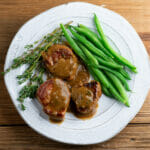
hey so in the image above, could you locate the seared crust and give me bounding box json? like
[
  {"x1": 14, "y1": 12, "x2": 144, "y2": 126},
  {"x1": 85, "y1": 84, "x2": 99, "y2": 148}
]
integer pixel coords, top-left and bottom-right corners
[
  {"x1": 39, "y1": 44, "x2": 102, "y2": 121},
  {"x1": 42, "y1": 44, "x2": 78, "y2": 80},
  {"x1": 84, "y1": 81, "x2": 102, "y2": 100},
  {"x1": 71, "y1": 80, "x2": 101, "y2": 116},
  {"x1": 36, "y1": 80, "x2": 53, "y2": 106},
  {"x1": 36, "y1": 78, "x2": 71, "y2": 121}
]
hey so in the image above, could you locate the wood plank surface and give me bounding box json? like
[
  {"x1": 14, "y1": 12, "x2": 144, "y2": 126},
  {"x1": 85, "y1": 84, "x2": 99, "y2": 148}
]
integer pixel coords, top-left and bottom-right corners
[
  {"x1": 0, "y1": 0, "x2": 150, "y2": 149},
  {"x1": 0, "y1": 124, "x2": 150, "y2": 150}
]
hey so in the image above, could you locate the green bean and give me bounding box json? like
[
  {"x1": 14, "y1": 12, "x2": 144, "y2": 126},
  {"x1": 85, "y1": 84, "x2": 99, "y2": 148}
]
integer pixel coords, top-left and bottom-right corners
[
  {"x1": 68, "y1": 27, "x2": 110, "y2": 61},
  {"x1": 60, "y1": 24, "x2": 86, "y2": 61},
  {"x1": 97, "y1": 64, "x2": 130, "y2": 91},
  {"x1": 94, "y1": 13, "x2": 137, "y2": 73},
  {"x1": 61, "y1": 24, "x2": 110, "y2": 88},
  {"x1": 110, "y1": 57, "x2": 131, "y2": 80},
  {"x1": 76, "y1": 40, "x2": 99, "y2": 66},
  {"x1": 78, "y1": 23, "x2": 131, "y2": 80},
  {"x1": 72, "y1": 47, "x2": 130, "y2": 91},
  {"x1": 105, "y1": 71, "x2": 129, "y2": 106},
  {"x1": 71, "y1": 38, "x2": 130, "y2": 91},
  {"x1": 76, "y1": 39, "x2": 123, "y2": 70},
  {"x1": 88, "y1": 66, "x2": 114, "y2": 98},
  {"x1": 79, "y1": 24, "x2": 100, "y2": 39},
  {"x1": 95, "y1": 68, "x2": 129, "y2": 106},
  {"x1": 111, "y1": 71, "x2": 130, "y2": 91},
  {"x1": 104, "y1": 54, "x2": 131, "y2": 80},
  {"x1": 98, "y1": 70, "x2": 129, "y2": 106},
  {"x1": 95, "y1": 68, "x2": 130, "y2": 106},
  {"x1": 75, "y1": 40, "x2": 121, "y2": 79},
  {"x1": 61, "y1": 23, "x2": 130, "y2": 105},
  {"x1": 88, "y1": 66, "x2": 112, "y2": 96},
  {"x1": 91, "y1": 68, "x2": 110, "y2": 88},
  {"x1": 101, "y1": 86, "x2": 113, "y2": 98},
  {"x1": 72, "y1": 25, "x2": 113, "y2": 58},
  {"x1": 87, "y1": 64, "x2": 110, "y2": 88},
  {"x1": 94, "y1": 55, "x2": 123, "y2": 69},
  {"x1": 86, "y1": 57, "x2": 130, "y2": 105},
  {"x1": 119, "y1": 69, "x2": 131, "y2": 80},
  {"x1": 87, "y1": 67, "x2": 99, "y2": 81},
  {"x1": 77, "y1": 56, "x2": 110, "y2": 87},
  {"x1": 109, "y1": 80, "x2": 129, "y2": 106},
  {"x1": 101, "y1": 53, "x2": 131, "y2": 80},
  {"x1": 87, "y1": 65, "x2": 109, "y2": 88}
]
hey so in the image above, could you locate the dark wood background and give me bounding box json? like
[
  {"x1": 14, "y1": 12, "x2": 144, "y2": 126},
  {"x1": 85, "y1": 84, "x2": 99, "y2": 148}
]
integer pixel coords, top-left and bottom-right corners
[{"x1": 0, "y1": 0, "x2": 150, "y2": 149}]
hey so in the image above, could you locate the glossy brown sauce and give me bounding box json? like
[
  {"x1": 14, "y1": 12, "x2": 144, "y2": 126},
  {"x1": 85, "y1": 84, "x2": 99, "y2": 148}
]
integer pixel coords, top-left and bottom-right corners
[
  {"x1": 72, "y1": 86, "x2": 94, "y2": 109},
  {"x1": 66, "y1": 62, "x2": 97, "y2": 120},
  {"x1": 69, "y1": 80, "x2": 101, "y2": 120},
  {"x1": 40, "y1": 44, "x2": 101, "y2": 123},
  {"x1": 49, "y1": 118, "x2": 64, "y2": 124},
  {"x1": 68, "y1": 63, "x2": 90, "y2": 87},
  {"x1": 51, "y1": 58, "x2": 78, "y2": 79},
  {"x1": 37, "y1": 78, "x2": 71, "y2": 123},
  {"x1": 67, "y1": 100, "x2": 98, "y2": 120},
  {"x1": 42, "y1": 45, "x2": 78, "y2": 80},
  {"x1": 48, "y1": 79, "x2": 70, "y2": 112},
  {"x1": 49, "y1": 62, "x2": 95, "y2": 121}
]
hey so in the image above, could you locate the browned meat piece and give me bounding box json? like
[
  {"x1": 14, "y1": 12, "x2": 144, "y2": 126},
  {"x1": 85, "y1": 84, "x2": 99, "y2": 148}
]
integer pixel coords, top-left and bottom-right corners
[
  {"x1": 42, "y1": 44, "x2": 78, "y2": 80},
  {"x1": 71, "y1": 81, "x2": 102, "y2": 117},
  {"x1": 68, "y1": 63, "x2": 90, "y2": 87},
  {"x1": 36, "y1": 78, "x2": 71, "y2": 122}
]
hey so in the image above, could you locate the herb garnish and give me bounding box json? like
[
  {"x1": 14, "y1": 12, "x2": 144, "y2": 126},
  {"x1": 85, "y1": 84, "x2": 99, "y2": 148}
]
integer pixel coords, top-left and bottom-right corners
[{"x1": 3, "y1": 21, "x2": 72, "y2": 110}]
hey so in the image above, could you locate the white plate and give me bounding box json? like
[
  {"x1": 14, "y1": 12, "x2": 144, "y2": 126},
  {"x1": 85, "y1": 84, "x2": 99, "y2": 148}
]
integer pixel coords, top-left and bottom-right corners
[{"x1": 4, "y1": 2, "x2": 150, "y2": 145}]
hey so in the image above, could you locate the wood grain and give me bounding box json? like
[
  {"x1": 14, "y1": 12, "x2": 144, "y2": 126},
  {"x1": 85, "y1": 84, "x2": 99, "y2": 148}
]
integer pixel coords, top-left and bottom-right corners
[
  {"x1": 0, "y1": 0, "x2": 150, "y2": 149},
  {"x1": 0, "y1": 124, "x2": 150, "y2": 150}
]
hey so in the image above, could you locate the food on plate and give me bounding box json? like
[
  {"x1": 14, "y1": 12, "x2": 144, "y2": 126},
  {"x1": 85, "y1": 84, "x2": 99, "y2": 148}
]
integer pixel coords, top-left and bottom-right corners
[
  {"x1": 68, "y1": 63, "x2": 90, "y2": 87},
  {"x1": 3, "y1": 22, "x2": 72, "y2": 110},
  {"x1": 4, "y1": 13, "x2": 137, "y2": 123},
  {"x1": 71, "y1": 24, "x2": 113, "y2": 58},
  {"x1": 94, "y1": 14, "x2": 137, "y2": 73},
  {"x1": 37, "y1": 78, "x2": 71, "y2": 122},
  {"x1": 71, "y1": 81, "x2": 101, "y2": 117},
  {"x1": 42, "y1": 44, "x2": 78, "y2": 80},
  {"x1": 60, "y1": 15, "x2": 137, "y2": 107}
]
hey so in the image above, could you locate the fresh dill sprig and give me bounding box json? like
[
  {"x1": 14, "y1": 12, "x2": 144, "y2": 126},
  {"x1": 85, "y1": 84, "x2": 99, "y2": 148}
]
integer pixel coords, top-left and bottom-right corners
[{"x1": 3, "y1": 21, "x2": 72, "y2": 110}]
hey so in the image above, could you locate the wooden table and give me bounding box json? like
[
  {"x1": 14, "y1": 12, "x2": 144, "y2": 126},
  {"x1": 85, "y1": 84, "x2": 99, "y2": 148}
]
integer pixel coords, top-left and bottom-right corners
[{"x1": 0, "y1": 0, "x2": 150, "y2": 149}]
